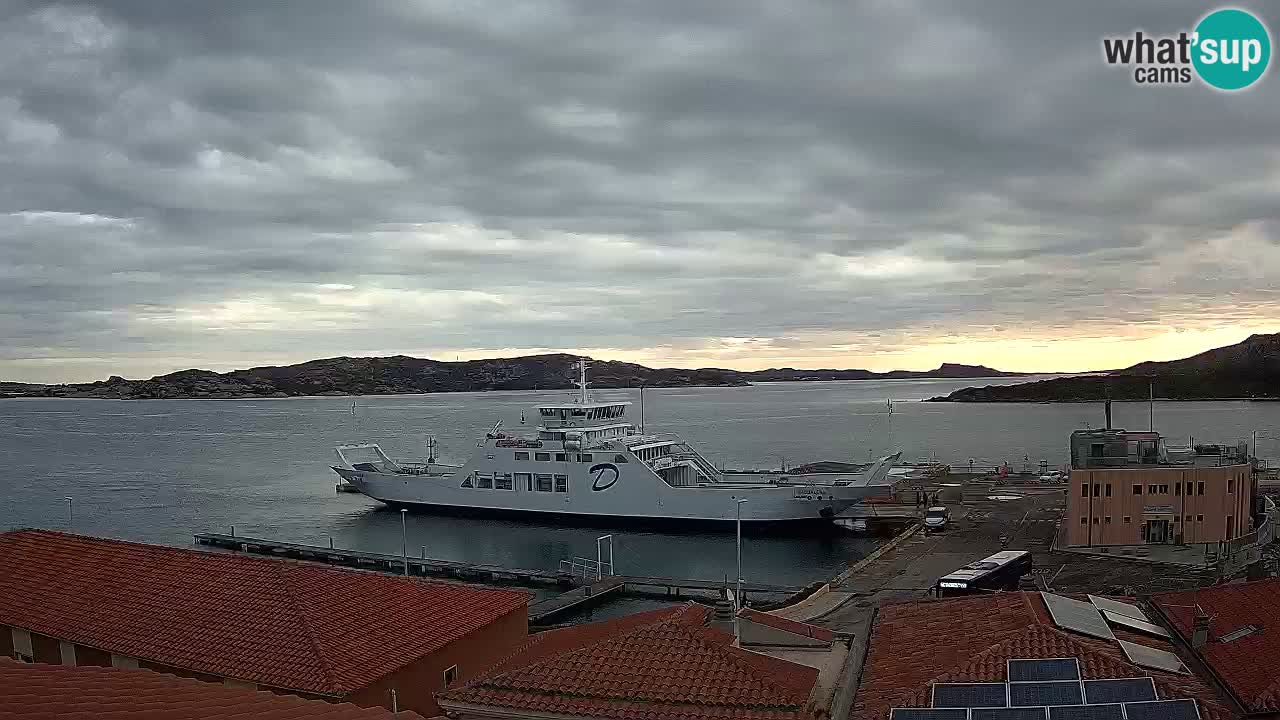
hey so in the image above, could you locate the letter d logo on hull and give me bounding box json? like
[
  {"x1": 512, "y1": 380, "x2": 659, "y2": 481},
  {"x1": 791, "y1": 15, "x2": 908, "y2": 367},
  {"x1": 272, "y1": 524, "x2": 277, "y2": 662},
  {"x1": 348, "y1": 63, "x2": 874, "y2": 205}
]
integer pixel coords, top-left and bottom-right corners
[{"x1": 590, "y1": 463, "x2": 619, "y2": 491}]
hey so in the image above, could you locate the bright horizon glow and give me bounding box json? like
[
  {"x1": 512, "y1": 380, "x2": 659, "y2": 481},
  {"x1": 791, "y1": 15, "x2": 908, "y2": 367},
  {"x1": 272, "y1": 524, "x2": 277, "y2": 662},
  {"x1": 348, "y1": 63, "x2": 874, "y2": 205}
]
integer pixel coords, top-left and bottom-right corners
[{"x1": 6, "y1": 325, "x2": 1275, "y2": 384}]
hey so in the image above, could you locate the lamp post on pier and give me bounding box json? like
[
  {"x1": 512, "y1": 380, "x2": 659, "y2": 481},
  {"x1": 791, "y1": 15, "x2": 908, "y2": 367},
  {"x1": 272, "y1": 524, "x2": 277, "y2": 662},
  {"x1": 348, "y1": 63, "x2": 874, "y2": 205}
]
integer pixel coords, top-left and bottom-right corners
[
  {"x1": 400, "y1": 508, "x2": 408, "y2": 577},
  {"x1": 734, "y1": 498, "x2": 748, "y2": 639}
]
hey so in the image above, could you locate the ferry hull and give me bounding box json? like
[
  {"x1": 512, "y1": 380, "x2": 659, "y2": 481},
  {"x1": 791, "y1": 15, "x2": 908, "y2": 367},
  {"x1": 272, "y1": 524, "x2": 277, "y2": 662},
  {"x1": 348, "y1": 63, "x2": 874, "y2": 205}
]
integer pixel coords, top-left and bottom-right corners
[
  {"x1": 372, "y1": 499, "x2": 852, "y2": 532},
  {"x1": 332, "y1": 465, "x2": 870, "y2": 524}
]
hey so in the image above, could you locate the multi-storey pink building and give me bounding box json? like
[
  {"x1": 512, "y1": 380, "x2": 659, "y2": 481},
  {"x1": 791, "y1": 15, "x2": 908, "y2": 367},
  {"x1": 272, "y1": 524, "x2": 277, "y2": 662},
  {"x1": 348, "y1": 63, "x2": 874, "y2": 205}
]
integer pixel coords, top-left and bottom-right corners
[{"x1": 1065, "y1": 428, "x2": 1255, "y2": 547}]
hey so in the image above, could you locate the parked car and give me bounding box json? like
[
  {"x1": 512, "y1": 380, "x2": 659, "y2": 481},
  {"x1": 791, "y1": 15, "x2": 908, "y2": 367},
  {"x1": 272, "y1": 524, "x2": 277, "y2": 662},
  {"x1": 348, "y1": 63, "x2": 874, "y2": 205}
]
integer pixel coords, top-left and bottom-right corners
[{"x1": 923, "y1": 506, "x2": 950, "y2": 532}]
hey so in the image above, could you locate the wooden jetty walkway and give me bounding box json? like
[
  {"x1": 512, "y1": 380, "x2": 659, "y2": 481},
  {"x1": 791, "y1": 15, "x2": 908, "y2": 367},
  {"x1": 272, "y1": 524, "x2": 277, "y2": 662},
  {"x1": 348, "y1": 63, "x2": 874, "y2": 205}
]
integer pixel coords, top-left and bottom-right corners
[
  {"x1": 194, "y1": 532, "x2": 808, "y2": 622},
  {"x1": 528, "y1": 577, "x2": 626, "y2": 624},
  {"x1": 194, "y1": 532, "x2": 570, "y2": 587}
]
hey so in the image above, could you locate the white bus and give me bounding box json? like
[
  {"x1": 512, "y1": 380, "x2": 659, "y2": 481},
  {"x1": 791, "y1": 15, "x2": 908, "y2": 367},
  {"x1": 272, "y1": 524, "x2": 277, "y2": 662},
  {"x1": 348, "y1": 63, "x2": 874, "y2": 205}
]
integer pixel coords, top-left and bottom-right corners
[{"x1": 935, "y1": 550, "x2": 1032, "y2": 598}]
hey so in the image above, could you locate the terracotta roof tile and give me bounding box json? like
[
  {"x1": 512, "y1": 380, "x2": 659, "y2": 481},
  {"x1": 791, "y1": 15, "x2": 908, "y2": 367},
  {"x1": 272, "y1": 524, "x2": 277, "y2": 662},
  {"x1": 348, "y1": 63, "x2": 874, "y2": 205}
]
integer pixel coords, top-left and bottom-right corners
[
  {"x1": 0, "y1": 659, "x2": 421, "y2": 720},
  {"x1": 1154, "y1": 578, "x2": 1280, "y2": 714},
  {"x1": 740, "y1": 608, "x2": 835, "y2": 643},
  {"x1": 441, "y1": 602, "x2": 820, "y2": 720},
  {"x1": 0, "y1": 530, "x2": 528, "y2": 696},
  {"x1": 853, "y1": 591, "x2": 1234, "y2": 720}
]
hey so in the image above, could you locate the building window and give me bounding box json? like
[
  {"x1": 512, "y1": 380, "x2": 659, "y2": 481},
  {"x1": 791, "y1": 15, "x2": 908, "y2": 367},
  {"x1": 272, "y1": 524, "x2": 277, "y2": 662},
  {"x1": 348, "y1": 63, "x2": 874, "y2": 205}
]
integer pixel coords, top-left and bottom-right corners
[
  {"x1": 579, "y1": 453, "x2": 593, "y2": 462},
  {"x1": 1147, "y1": 484, "x2": 1157, "y2": 495},
  {"x1": 1133, "y1": 485, "x2": 1142, "y2": 495},
  {"x1": 1185, "y1": 515, "x2": 1192, "y2": 522},
  {"x1": 515, "y1": 472, "x2": 532, "y2": 491},
  {"x1": 1093, "y1": 483, "x2": 1100, "y2": 497},
  {"x1": 1174, "y1": 516, "x2": 1180, "y2": 523},
  {"x1": 1081, "y1": 484, "x2": 1089, "y2": 498},
  {"x1": 1176, "y1": 483, "x2": 1181, "y2": 496},
  {"x1": 536, "y1": 473, "x2": 553, "y2": 492},
  {"x1": 1105, "y1": 516, "x2": 1112, "y2": 524},
  {"x1": 444, "y1": 664, "x2": 458, "y2": 687},
  {"x1": 556, "y1": 453, "x2": 567, "y2": 462},
  {"x1": 1227, "y1": 515, "x2": 1235, "y2": 539},
  {"x1": 1123, "y1": 516, "x2": 1131, "y2": 523},
  {"x1": 476, "y1": 473, "x2": 493, "y2": 489},
  {"x1": 495, "y1": 473, "x2": 513, "y2": 490},
  {"x1": 1228, "y1": 478, "x2": 1235, "y2": 493},
  {"x1": 515, "y1": 451, "x2": 530, "y2": 461},
  {"x1": 1092, "y1": 518, "x2": 1099, "y2": 524},
  {"x1": 1198, "y1": 482, "x2": 1205, "y2": 496},
  {"x1": 535, "y1": 452, "x2": 551, "y2": 461},
  {"x1": 554, "y1": 474, "x2": 568, "y2": 493},
  {"x1": 1158, "y1": 484, "x2": 1168, "y2": 494},
  {"x1": 1080, "y1": 517, "x2": 1087, "y2": 525},
  {"x1": 1105, "y1": 483, "x2": 1112, "y2": 497},
  {"x1": 1197, "y1": 514, "x2": 1204, "y2": 522}
]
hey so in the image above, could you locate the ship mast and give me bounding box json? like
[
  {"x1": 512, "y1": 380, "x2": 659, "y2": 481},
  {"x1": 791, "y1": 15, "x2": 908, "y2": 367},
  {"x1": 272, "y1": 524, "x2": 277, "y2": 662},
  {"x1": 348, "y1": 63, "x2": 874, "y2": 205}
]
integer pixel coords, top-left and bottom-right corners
[{"x1": 576, "y1": 359, "x2": 590, "y2": 403}]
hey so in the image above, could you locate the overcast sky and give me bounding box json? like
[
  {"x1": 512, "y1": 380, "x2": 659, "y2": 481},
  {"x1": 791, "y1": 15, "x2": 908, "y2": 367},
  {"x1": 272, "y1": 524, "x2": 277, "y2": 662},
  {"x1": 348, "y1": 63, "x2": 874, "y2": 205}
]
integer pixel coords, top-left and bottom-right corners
[{"x1": 2, "y1": 1, "x2": 1278, "y2": 383}]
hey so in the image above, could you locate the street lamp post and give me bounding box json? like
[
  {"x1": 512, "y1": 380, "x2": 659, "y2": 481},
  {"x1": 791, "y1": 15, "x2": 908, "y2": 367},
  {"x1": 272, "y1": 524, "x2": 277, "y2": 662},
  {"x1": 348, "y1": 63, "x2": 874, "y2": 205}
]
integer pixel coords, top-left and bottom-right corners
[
  {"x1": 64, "y1": 497, "x2": 73, "y2": 531},
  {"x1": 734, "y1": 498, "x2": 748, "y2": 638},
  {"x1": 400, "y1": 508, "x2": 408, "y2": 576}
]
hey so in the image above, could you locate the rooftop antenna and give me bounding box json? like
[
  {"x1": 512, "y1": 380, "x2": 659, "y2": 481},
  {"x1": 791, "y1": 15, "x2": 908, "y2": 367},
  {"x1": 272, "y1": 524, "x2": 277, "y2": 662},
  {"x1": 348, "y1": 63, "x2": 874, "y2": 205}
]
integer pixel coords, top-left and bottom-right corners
[{"x1": 640, "y1": 384, "x2": 646, "y2": 434}]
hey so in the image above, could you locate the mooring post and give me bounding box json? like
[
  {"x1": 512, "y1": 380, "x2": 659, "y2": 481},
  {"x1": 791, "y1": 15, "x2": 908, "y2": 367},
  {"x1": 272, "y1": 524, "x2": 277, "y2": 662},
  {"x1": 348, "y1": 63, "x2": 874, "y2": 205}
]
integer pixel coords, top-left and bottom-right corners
[{"x1": 231, "y1": 525, "x2": 235, "y2": 538}]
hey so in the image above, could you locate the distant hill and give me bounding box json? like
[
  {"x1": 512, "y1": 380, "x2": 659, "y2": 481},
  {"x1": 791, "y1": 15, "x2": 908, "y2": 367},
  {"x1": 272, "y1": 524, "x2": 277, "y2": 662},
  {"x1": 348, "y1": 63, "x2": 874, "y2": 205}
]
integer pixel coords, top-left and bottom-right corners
[
  {"x1": 740, "y1": 363, "x2": 1027, "y2": 382},
  {"x1": 929, "y1": 333, "x2": 1280, "y2": 402},
  {"x1": 2, "y1": 355, "x2": 1029, "y2": 400},
  {"x1": 2, "y1": 355, "x2": 749, "y2": 399}
]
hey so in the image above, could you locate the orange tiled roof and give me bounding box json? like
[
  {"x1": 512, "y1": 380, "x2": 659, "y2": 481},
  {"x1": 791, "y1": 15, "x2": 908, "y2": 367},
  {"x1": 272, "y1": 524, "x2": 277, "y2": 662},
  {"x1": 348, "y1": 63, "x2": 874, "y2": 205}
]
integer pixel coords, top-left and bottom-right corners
[
  {"x1": 1155, "y1": 578, "x2": 1280, "y2": 714},
  {"x1": 0, "y1": 658, "x2": 422, "y2": 720},
  {"x1": 739, "y1": 608, "x2": 835, "y2": 642},
  {"x1": 853, "y1": 591, "x2": 1234, "y2": 720},
  {"x1": 440, "y1": 602, "x2": 821, "y2": 720},
  {"x1": 0, "y1": 529, "x2": 528, "y2": 696}
]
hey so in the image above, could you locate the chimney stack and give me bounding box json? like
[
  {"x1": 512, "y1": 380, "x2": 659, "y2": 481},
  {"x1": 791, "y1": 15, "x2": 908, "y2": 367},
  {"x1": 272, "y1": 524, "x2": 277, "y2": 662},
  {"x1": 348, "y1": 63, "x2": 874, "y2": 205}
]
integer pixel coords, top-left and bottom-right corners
[
  {"x1": 1192, "y1": 605, "x2": 1211, "y2": 649},
  {"x1": 710, "y1": 598, "x2": 735, "y2": 637}
]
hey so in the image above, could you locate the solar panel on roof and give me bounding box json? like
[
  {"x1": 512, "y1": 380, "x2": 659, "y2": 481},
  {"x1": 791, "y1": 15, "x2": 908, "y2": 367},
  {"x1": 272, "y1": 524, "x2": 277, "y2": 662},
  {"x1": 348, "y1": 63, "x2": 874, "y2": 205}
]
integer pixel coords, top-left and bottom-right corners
[
  {"x1": 972, "y1": 708, "x2": 1049, "y2": 720},
  {"x1": 1118, "y1": 639, "x2": 1187, "y2": 674},
  {"x1": 933, "y1": 683, "x2": 1008, "y2": 708},
  {"x1": 1082, "y1": 678, "x2": 1157, "y2": 704},
  {"x1": 1122, "y1": 700, "x2": 1200, "y2": 720},
  {"x1": 889, "y1": 709, "x2": 969, "y2": 720},
  {"x1": 1087, "y1": 595, "x2": 1150, "y2": 622},
  {"x1": 1008, "y1": 658, "x2": 1081, "y2": 682},
  {"x1": 1041, "y1": 593, "x2": 1116, "y2": 641},
  {"x1": 1009, "y1": 681, "x2": 1084, "y2": 707},
  {"x1": 1101, "y1": 610, "x2": 1171, "y2": 638},
  {"x1": 1047, "y1": 705, "x2": 1124, "y2": 720}
]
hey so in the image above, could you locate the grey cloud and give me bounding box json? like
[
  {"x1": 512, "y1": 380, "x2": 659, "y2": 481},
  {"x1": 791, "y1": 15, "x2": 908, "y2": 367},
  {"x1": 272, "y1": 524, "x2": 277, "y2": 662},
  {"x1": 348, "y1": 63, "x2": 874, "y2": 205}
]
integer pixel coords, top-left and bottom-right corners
[{"x1": 1, "y1": 0, "x2": 1279, "y2": 381}]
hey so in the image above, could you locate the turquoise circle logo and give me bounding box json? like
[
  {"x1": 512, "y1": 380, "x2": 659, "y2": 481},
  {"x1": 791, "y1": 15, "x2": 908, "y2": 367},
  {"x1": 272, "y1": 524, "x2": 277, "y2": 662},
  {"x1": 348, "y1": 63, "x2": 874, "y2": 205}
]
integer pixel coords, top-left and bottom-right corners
[{"x1": 1192, "y1": 8, "x2": 1271, "y2": 90}]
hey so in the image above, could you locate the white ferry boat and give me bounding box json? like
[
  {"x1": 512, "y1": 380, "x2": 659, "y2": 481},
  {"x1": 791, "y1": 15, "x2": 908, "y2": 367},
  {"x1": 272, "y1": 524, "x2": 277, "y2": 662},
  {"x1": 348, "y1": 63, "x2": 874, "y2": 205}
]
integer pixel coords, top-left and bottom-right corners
[{"x1": 331, "y1": 362, "x2": 900, "y2": 525}]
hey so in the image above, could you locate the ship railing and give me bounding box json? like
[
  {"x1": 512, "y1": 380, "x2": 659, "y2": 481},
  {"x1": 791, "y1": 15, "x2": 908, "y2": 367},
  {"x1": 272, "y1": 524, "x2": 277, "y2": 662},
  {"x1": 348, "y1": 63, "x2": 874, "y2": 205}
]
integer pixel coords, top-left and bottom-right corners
[{"x1": 559, "y1": 556, "x2": 613, "y2": 580}]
